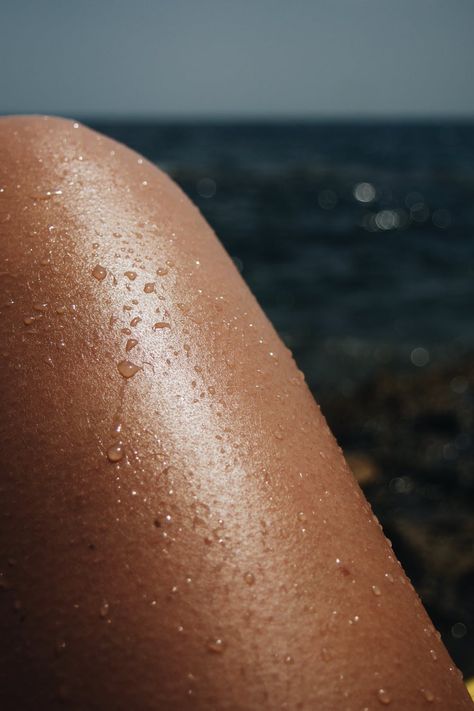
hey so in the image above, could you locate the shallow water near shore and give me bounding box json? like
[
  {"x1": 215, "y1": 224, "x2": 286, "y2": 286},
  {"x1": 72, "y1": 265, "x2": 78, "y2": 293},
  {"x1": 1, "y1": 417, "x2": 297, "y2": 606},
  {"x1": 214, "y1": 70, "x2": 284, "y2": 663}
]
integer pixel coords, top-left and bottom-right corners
[{"x1": 92, "y1": 119, "x2": 474, "y2": 677}]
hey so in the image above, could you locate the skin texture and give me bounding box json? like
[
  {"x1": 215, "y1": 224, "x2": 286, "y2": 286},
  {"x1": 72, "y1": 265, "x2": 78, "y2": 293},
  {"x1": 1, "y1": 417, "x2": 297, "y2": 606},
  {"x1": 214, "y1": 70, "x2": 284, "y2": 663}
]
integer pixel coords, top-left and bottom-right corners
[{"x1": 0, "y1": 115, "x2": 471, "y2": 710}]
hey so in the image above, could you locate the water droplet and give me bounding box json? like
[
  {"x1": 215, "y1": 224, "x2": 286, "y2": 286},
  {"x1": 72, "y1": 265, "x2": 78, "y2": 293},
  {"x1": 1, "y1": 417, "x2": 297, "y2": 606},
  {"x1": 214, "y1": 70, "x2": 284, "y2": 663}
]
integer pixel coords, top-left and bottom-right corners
[
  {"x1": 244, "y1": 572, "x2": 255, "y2": 586},
  {"x1": 206, "y1": 637, "x2": 226, "y2": 654},
  {"x1": 13, "y1": 599, "x2": 22, "y2": 613},
  {"x1": 125, "y1": 338, "x2": 138, "y2": 352},
  {"x1": 377, "y1": 688, "x2": 391, "y2": 704},
  {"x1": 33, "y1": 302, "x2": 48, "y2": 312},
  {"x1": 92, "y1": 264, "x2": 107, "y2": 281},
  {"x1": 384, "y1": 573, "x2": 394, "y2": 583},
  {"x1": 130, "y1": 316, "x2": 142, "y2": 327},
  {"x1": 372, "y1": 585, "x2": 382, "y2": 596},
  {"x1": 321, "y1": 647, "x2": 332, "y2": 662},
  {"x1": 55, "y1": 639, "x2": 67, "y2": 656},
  {"x1": 23, "y1": 316, "x2": 35, "y2": 326},
  {"x1": 117, "y1": 360, "x2": 140, "y2": 379},
  {"x1": 144, "y1": 282, "x2": 155, "y2": 293},
  {"x1": 153, "y1": 322, "x2": 171, "y2": 330},
  {"x1": 124, "y1": 271, "x2": 137, "y2": 281},
  {"x1": 57, "y1": 684, "x2": 70, "y2": 702},
  {"x1": 297, "y1": 512, "x2": 306, "y2": 522},
  {"x1": 420, "y1": 689, "x2": 434, "y2": 702},
  {"x1": 284, "y1": 655, "x2": 294, "y2": 665},
  {"x1": 429, "y1": 649, "x2": 438, "y2": 661},
  {"x1": 107, "y1": 443, "x2": 124, "y2": 462},
  {"x1": 99, "y1": 601, "x2": 109, "y2": 618},
  {"x1": 157, "y1": 267, "x2": 168, "y2": 276},
  {"x1": 56, "y1": 305, "x2": 67, "y2": 315}
]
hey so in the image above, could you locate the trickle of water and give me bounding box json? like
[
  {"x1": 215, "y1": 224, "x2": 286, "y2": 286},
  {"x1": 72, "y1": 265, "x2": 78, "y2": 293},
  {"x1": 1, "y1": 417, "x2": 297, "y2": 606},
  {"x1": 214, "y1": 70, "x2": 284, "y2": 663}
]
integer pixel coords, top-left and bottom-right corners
[
  {"x1": 124, "y1": 271, "x2": 137, "y2": 281},
  {"x1": 107, "y1": 443, "x2": 124, "y2": 462},
  {"x1": 372, "y1": 585, "x2": 382, "y2": 596},
  {"x1": 92, "y1": 264, "x2": 107, "y2": 281},
  {"x1": 206, "y1": 637, "x2": 226, "y2": 654},
  {"x1": 244, "y1": 572, "x2": 255, "y2": 586},
  {"x1": 117, "y1": 360, "x2": 140, "y2": 379},
  {"x1": 144, "y1": 282, "x2": 155, "y2": 293},
  {"x1": 376, "y1": 688, "x2": 391, "y2": 705},
  {"x1": 420, "y1": 689, "x2": 434, "y2": 702},
  {"x1": 153, "y1": 321, "x2": 171, "y2": 330},
  {"x1": 99, "y1": 601, "x2": 110, "y2": 618},
  {"x1": 125, "y1": 338, "x2": 138, "y2": 352}
]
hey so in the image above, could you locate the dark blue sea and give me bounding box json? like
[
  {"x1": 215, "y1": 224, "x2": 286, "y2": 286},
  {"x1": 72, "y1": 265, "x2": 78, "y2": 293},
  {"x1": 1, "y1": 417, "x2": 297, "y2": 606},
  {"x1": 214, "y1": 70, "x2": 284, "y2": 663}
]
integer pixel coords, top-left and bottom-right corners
[
  {"x1": 91, "y1": 121, "x2": 474, "y2": 674},
  {"x1": 92, "y1": 120, "x2": 474, "y2": 396}
]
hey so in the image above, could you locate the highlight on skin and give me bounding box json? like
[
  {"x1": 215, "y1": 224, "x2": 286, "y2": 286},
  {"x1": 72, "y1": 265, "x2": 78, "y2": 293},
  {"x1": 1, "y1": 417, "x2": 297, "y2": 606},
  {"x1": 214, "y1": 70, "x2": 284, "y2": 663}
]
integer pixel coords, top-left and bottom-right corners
[{"x1": 0, "y1": 116, "x2": 471, "y2": 710}]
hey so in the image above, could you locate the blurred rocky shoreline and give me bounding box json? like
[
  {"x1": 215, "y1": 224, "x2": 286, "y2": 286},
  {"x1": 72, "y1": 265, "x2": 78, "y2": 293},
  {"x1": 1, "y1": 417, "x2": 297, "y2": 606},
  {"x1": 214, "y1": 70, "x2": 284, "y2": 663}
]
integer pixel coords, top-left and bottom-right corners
[{"x1": 319, "y1": 356, "x2": 474, "y2": 677}]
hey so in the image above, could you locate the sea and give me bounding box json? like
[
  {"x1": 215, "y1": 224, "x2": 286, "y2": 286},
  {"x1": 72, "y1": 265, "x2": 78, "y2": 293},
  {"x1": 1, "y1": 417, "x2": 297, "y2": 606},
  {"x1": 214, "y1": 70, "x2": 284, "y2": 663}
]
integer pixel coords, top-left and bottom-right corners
[{"x1": 91, "y1": 120, "x2": 474, "y2": 398}]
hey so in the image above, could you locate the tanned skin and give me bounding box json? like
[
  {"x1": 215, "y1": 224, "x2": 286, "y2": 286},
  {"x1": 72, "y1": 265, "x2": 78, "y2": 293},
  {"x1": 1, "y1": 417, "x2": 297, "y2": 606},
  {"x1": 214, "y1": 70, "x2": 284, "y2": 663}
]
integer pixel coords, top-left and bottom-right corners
[{"x1": 0, "y1": 116, "x2": 471, "y2": 710}]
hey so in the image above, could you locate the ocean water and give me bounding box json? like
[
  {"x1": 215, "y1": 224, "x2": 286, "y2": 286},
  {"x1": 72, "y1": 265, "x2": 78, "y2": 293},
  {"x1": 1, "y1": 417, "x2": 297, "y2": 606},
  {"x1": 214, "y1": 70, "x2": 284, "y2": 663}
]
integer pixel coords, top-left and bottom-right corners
[{"x1": 92, "y1": 120, "x2": 474, "y2": 396}]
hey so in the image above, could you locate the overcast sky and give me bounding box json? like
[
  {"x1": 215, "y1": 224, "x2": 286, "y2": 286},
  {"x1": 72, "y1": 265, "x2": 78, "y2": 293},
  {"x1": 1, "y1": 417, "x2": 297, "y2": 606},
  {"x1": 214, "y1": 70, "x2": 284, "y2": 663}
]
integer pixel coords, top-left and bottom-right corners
[{"x1": 1, "y1": 0, "x2": 473, "y2": 118}]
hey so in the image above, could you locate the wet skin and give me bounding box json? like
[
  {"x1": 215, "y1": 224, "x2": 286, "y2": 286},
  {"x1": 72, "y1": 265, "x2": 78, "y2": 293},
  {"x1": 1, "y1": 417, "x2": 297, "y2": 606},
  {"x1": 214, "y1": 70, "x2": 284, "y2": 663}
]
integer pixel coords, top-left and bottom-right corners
[{"x1": 0, "y1": 116, "x2": 471, "y2": 710}]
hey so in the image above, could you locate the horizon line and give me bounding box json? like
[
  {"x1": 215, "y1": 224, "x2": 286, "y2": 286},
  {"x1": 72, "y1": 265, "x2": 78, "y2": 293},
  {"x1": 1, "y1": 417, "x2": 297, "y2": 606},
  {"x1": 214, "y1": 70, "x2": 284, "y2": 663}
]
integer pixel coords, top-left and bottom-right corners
[{"x1": 1, "y1": 111, "x2": 474, "y2": 124}]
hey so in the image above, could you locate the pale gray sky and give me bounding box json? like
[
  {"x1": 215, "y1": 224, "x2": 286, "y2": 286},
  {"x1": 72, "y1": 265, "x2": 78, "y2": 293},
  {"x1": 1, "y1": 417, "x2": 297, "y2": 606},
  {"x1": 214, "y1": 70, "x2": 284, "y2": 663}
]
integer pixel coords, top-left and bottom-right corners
[{"x1": 1, "y1": 0, "x2": 473, "y2": 118}]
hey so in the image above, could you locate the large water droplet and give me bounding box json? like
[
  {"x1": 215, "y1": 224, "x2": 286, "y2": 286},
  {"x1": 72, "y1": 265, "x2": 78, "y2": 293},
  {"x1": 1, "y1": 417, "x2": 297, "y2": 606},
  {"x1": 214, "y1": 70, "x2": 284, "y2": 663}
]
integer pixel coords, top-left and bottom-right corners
[
  {"x1": 92, "y1": 264, "x2": 107, "y2": 281},
  {"x1": 420, "y1": 688, "x2": 434, "y2": 702},
  {"x1": 125, "y1": 338, "x2": 138, "y2": 352},
  {"x1": 144, "y1": 282, "x2": 155, "y2": 293},
  {"x1": 117, "y1": 360, "x2": 140, "y2": 378},
  {"x1": 206, "y1": 637, "x2": 226, "y2": 654},
  {"x1": 107, "y1": 443, "x2": 124, "y2": 462},
  {"x1": 377, "y1": 688, "x2": 391, "y2": 704},
  {"x1": 130, "y1": 316, "x2": 142, "y2": 327},
  {"x1": 244, "y1": 572, "x2": 255, "y2": 586}
]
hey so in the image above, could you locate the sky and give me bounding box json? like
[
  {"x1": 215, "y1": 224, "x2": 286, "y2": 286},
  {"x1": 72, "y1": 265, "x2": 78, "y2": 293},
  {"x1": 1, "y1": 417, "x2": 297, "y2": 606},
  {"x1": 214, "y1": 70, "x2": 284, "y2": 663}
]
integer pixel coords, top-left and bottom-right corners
[{"x1": 1, "y1": 0, "x2": 473, "y2": 118}]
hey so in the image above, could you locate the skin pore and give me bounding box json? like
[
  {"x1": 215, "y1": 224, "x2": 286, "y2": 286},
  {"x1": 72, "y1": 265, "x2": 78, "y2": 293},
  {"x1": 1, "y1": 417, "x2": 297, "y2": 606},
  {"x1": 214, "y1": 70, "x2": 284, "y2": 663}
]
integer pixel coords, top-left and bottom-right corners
[{"x1": 0, "y1": 116, "x2": 471, "y2": 710}]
